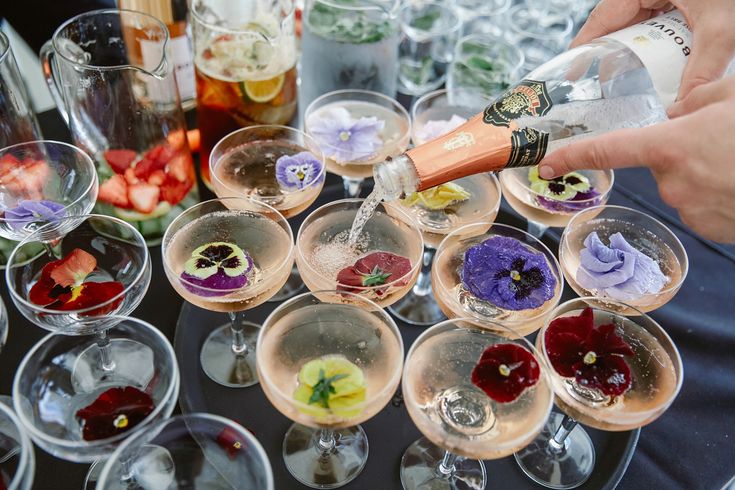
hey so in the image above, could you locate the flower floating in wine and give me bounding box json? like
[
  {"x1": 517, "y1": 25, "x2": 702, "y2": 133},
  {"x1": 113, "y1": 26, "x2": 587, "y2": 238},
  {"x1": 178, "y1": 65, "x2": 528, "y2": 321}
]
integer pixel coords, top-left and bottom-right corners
[
  {"x1": 3, "y1": 199, "x2": 66, "y2": 231},
  {"x1": 180, "y1": 242, "x2": 253, "y2": 297},
  {"x1": 414, "y1": 115, "x2": 467, "y2": 144},
  {"x1": 275, "y1": 151, "x2": 323, "y2": 191},
  {"x1": 528, "y1": 167, "x2": 601, "y2": 213},
  {"x1": 76, "y1": 386, "x2": 155, "y2": 441},
  {"x1": 29, "y1": 248, "x2": 124, "y2": 314},
  {"x1": 308, "y1": 107, "x2": 384, "y2": 163},
  {"x1": 402, "y1": 182, "x2": 471, "y2": 211},
  {"x1": 293, "y1": 356, "x2": 367, "y2": 418},
  {"x1": 545, "y1": 307, "x2": 634, "y2": 397},
  {"x1": 462, "y1": 236, "x2": 556, "y2": 311},
  {"x1": 576, "y1": 232, "x2": 667, "y2": 301},
  {"x1": 337, "y1": 251, "x2": 412, "y2": 297},
  {"x1": 471, "y1": 343, "x2": 540, "y2": 402}
]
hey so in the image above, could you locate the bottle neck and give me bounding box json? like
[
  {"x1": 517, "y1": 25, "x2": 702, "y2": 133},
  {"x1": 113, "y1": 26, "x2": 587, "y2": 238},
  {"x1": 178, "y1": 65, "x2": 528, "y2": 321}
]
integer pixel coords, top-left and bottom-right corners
[{"x1": 373, "y1": 154, "x2": 419, "y2": 201}]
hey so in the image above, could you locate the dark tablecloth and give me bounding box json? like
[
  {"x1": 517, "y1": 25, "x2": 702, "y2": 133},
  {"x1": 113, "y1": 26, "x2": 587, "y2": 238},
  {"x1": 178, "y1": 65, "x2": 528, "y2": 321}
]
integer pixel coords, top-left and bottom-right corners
[{"x1": 0, "y1": 110, "x2": 733, "y2": 489}]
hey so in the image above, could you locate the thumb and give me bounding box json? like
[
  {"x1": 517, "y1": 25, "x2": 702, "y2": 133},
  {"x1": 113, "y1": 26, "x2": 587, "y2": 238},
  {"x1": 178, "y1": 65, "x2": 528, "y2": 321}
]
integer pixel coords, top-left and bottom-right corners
[
  {"x1": 537, "y1": 125, "x2": 666, "y2": 179},
  {"x1": 677, "y1": 18, "x2": 735, "y2": 100}
]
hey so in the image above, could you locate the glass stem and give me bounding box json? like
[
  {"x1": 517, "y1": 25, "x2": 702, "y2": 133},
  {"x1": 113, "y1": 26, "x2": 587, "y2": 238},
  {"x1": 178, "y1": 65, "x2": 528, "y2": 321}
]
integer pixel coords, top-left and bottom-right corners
[
  {"x1": 526, "y1": 220, "x2": 549, "y2": 239},
  {"x1": 316, "y1": 428, "x2": 336, "y2": 455},
  {"x1": 436, "y1": 451, "x2": 458, "y2": 478},
  {"x1": 96, "y1": 330, "x2": 116, "y2": 371},
  {"x1": 42, "y1": 241, "x2": 56, "y2": 258},
  {"x1": 229, "y1": 311, "x2": 249, "y2": 357},
  {"x1": 412, "y1": 247, "x2": 436, "y2": 296},
  {"x1": 548, "y1": 414, "x2": 577, "y2": 454},
  {"x1": 342, "y1": 177, "x2": 364, "y2": 198}
]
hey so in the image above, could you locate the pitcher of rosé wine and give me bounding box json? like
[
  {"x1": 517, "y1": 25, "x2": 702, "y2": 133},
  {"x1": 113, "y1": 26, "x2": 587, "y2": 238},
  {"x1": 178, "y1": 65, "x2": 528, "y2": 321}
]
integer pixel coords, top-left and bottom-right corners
[{"x1": 41, "y1": 9, "x2": 199, "y2": 244}]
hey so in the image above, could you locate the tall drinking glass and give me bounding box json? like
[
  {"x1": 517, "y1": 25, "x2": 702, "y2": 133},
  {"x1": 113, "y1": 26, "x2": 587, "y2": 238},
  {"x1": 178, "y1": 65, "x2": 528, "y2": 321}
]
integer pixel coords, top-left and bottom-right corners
[
  {"x1": 505, "y1": 4, "x2": 574, "y2": 72},
  {"x1": 451, "y1": 0, "x2": 511, "y2": 37}
]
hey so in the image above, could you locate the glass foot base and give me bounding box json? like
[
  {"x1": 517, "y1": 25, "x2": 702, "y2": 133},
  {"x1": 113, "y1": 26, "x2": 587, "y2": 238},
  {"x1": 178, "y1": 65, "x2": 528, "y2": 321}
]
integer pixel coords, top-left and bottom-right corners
[
  {"x1": 400, "y1": 437, "x2": 486, "y2": 490},
  {"x1": 71, "y1": 339, "x2": 154, "y2": 394},
  {"x1": 388, "y1": 290, "x2": 446, "y2": 326},
  {"x1": 514, "y1": 412, "x2": 595, "y2": 489},
  {"x1": 200, "y1": 322, "x2": 259, "y2": 388},
  {"x1": 83, "y1": 459, "x2": 104, "y2": 490},
  {"x1": 268, "y1": 266, "x2": 305, "y2": 302},
  {"x1": 526, "y1": 221, "x2": 549, "y2": 240},
  {"x1": 283, "y1": 423, "x2": 368, "y2": 489}
]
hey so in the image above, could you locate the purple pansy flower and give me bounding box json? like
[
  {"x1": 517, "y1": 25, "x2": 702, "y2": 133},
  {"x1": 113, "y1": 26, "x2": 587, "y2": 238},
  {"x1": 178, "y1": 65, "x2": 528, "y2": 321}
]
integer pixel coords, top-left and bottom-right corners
[
  {"x1": 3, "y1": 199, "x2": 66, "y2": 231},
  {"x1": 414, "y1": 115, "x2": 467, "y2": 143},
  {"x1": 275, "y1": 151, "x2": 323, "y2": 191},
  {"x1": 576, "y1": 232, "x2": 667, "y2": 301},
  {"x1": 462, "y1": 236, "x2": 556, "y2": 311},
  {"x1": 180, "y1": 242, "x2": 253, "y2": 297},
  {"x1": 537, "y1": 188, "x2": 601, "y2": 213},
  {"x1": 307, "y1": 107, "x2": 384, "y2": 163}
]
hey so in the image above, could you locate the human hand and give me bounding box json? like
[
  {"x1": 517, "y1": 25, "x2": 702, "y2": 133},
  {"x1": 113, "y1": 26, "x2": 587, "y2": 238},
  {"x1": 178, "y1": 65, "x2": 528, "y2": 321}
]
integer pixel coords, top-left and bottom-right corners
[
  {"x1": 537, "y1": 75, "x2": 735, "y2": 243},
  {"x1": 573, "y1": 0, "x2": 735, "y2": 100}
]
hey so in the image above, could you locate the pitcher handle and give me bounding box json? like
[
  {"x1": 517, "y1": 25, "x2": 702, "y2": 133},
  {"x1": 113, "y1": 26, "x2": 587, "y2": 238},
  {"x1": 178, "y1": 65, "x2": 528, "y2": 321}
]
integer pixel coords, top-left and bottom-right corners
[{"x1": 40, "y1": 40, "x2": 70, "y2": 125}]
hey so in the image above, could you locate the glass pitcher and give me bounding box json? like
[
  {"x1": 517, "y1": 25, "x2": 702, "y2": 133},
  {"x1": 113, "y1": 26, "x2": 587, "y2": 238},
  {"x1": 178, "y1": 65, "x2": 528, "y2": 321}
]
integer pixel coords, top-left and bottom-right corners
[{"x1": 41, "y1": 9, "x2": 198, "y2": 244}]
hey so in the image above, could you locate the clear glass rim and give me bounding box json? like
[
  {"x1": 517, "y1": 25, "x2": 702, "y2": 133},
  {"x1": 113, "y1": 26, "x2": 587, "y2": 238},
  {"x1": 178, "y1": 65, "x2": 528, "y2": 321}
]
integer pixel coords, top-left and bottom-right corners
[
  {"x1": 538, "y1": 296, "x2": 685, "y2": 417},
  {"x1": 454, "y1": 33, "x2": 526, "y2": 73},
  {"x1": 96, "y1": 412, "x2": 274, "y2": 490},
  {"x1": 296, "y1": 197, "x2": 424, "y2": 293},
  {"x1": 51, "y1": 9, "x2": 169, "y2": 73},
  {"x1": 507, "y1": 4, "x2": 574, "y2": 39},
  {"x1": 5, "y1": 214, "x2": 151, "y2": 316},
  {"x1": 0, "y1": 30, "x2": 10, "y2": 66},
  {"x1": 12, "y1": 316, "x2": 181, "y2": 450},
  {"x1": 399, "y1": 1, "x2": 462, "y2": 34},
  {"x1": 303, "y1": 89, "x2": 412, "y2": 162},
  {"x1": 161, "y1": 196, "x2": 295, "y2": 295},
  {"x1": 499, "y1": 167, "x2": 616, "y2": 206},
  {"x1": 190, "y1": 0, "x2": 295, "y2": 40},
  {"x1": 308, "y1": 0, "x2": 400, "y2": 15},
  {"x1": 209, "y1": 124, "x2": 327, "y2": 198},
  {"x1": 403, "y1": 316, "x2": 554, "y2": 453},
  {"x1": 433, "y1": 221, "x2": 564, "y2": 325},
  {"x1": 0, "y1": 140, "x2": 98, "y2": 225},
  {"x1": 560, "y1": 204, "x2": 690, "y2": 295},
  {"x1": 257, "y1": 289, "x2": 404, "y2": 416},
  {"x1": 0, "y1": 401, "x2": 34, "y2": 489}
]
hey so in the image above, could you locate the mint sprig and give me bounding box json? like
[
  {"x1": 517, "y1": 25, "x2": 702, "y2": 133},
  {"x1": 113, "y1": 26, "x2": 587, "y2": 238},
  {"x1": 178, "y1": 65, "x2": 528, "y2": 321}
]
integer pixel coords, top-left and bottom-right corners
[
  {"x1": 308, "y1": 369, "x2": 350, "y2": 408},
  {"x1": 361, "y1": 266, "x2": 392, "y2": 287}
]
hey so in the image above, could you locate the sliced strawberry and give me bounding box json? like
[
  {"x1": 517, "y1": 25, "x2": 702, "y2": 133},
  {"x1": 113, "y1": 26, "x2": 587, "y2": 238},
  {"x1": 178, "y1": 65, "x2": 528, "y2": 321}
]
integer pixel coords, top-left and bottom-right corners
[
  {"x1": 103, "y1": 149, "x2": 138, "y2": 174},
  {"x1": 167, "y1": 153, "x2": 191, "y2": 183},
  {"x1": 155, "y1": 145, "x2": 177, "y2": 165},
  {"x1": 132, "y1": 157, "x2": 160, "y2": 180},
  {"x1": 128, "y1": 183, "x2": 160, "y2": 214},
  {"x1": 148, "y1": 170, "x2": 166, "y2": 186},
  {"x1": 160, "y1": 175, "x2": 192, "y2": 205},
  {"x1": 166, "y1": 130, "x2": 187, "y2": 150},
  {"x1": 124, "y1": 167, "x2": 140, "y2": 185},
  {"x1": 98, "y1": 175, "x2": 131, "y2": 209}
]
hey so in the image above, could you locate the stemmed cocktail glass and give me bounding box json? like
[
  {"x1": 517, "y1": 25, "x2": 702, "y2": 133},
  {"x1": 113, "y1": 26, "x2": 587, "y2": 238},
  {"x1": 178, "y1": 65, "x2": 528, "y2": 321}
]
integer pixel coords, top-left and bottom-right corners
[
  {"x1": 96, "y1": 413, "x2": 274, "y2": 489},
  {"x1": 0, "y1": 401, "x2": 35, "y2": 490},
  {"x1": 387, "y1": 89, "x2": 501, "y2": 325},
  {"x1": 500, "y1": 167, "x2": 614, "y2": 239},
  {"x1": 515, "y1": 297, "x2": 683, "y2": 488},
  {"x1": 161, "y1": 197, "x2": 294, "y2": 388},
  {"x1": 304, "y1": 89, "x2": 410, "y2": 198},
  {"x1": 210, "y1": 124, "x2": 326, "y2": 301},
  {"x1": 257, "y1": 291, "x2": 404, "y2": 488},
  {"x1": 432, "y1": 221, "x2": 563, "y2": 336},
  {"x1": 401, "y1": 318, "x2": 553, "y2": 489},
  {"x1": 296, "y1": 199, "x2": 424, "y2": 308}
]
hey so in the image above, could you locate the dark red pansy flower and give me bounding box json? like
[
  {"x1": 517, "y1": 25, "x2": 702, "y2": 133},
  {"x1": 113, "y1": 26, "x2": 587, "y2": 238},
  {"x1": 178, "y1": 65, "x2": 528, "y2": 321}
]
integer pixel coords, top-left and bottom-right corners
[
  {"x1": 471, "y1": 343, "x2": 540, "y2": 403},
  {"x1": 336, "y1": 252, "x2": 412, "y2": 296},
  {"x1": 28, "y1": 248, "x2": 124, "y2": 315},
  {"x1": 216, "y1": 426, "x2": 249, "y2": 458},
  {"x1": 545, "y1": 307, "x2": 635, "y2": 397},
  {"x1": 76, "y1": 386, "x2": 155, "y2": 441}
]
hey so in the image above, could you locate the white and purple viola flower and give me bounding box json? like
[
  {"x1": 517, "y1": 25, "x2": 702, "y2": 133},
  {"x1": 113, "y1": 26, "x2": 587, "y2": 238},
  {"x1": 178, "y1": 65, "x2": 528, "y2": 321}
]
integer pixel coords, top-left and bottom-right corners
[
  {"x1": 275, "y1": 151, "x2": 323, "y2": 191},
  {"x1": 414, "y1": 114, "x2": 467, "y2": 143},
  {"x1": 576, "y1": 232, "x2": 667, "y2": 301},
  {"x1": 307, "y1": 107, "x2": 385, "y2": 163},
  {"x1": 180, "y1": 242, "x2": 253, "y2": 297},
  {"x1": 3, "y1": 199, "x2": 66, "y2": 231}
]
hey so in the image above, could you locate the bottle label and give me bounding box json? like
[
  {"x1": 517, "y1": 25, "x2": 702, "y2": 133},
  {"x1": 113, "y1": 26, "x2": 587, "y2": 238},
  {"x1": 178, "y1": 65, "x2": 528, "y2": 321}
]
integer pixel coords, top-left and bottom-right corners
[{"x1": 602, "y1": 10, "x2": 691, "y2": 108}]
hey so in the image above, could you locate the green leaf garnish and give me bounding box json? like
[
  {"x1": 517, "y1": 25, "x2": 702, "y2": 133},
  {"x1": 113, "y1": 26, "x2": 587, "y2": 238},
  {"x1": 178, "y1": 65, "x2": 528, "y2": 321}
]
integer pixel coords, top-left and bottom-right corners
[
  {"x1": 308, "y1": 369, "x2": 351, "y2": 408},
  {"x1": 361, "y1": 266, "x2": 392, "y2": 287}
]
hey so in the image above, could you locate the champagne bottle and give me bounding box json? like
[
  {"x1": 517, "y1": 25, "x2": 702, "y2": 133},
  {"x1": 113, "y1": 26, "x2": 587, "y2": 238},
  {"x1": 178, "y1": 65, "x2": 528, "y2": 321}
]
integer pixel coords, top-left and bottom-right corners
[{"x1": 374, "y1": 10, "x2": 692, "y2": 200}]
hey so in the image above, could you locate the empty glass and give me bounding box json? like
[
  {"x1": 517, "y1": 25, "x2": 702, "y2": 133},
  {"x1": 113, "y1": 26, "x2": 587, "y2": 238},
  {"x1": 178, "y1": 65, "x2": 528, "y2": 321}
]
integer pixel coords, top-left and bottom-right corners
[
  {"x1": 447, "y1": 34, "x2": 525, "y2": 110},
  {"x1": 398, "y1": 2, "x2": 461, "y2": 96},
  {"x1": 0, "y1": 401, "x2": 35, "y2": 490},
  {"x1": 0, "y1": 31, "x2": 42, "y2": 149},
  {"x1": 505, "y1": 4, "x2": 574, "y2": 72},
  {"x1": 451, "y1": 0, "x2": 511, "y2": 37}
]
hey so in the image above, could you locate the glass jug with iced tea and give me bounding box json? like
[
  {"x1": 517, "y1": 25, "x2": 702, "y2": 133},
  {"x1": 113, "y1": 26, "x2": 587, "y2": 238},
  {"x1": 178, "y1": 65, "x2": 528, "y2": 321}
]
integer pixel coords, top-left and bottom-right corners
[
  {"x1": 41, "y1": 9, "x2": 198, "y2": 244},
  {"x1": 190, "y1": 0, "x2": 298, "y2": 188}
]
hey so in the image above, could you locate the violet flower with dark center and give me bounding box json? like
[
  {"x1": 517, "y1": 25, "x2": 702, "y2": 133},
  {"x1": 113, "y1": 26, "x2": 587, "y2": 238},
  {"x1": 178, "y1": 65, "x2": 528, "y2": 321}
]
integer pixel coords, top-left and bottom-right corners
[
  {"x1": 307, "y1": 106, "x2": 385, "y2": 163},
  {"x1": 180, "y1": 241, "x2": 253, "y2": 297},
  {"x1": 3, "y1": 199, "x2": 66, "y2": 231},
  {"x1": 275, "y1": 151, "x2": 323, "y2": 191}
]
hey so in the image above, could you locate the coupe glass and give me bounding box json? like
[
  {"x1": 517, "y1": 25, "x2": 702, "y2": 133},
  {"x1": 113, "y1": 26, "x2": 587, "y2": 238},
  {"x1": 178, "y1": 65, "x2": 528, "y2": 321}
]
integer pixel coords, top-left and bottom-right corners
[
  {"x1": 303, "y1": 89, "x2": 410, "y2": 198},
  {"x1": 0, "y1": 141, "x2": 98, "y2": 243},
  {"x1": 499, "y1": 167, "x2": 614, "y2": 238},
  {"x1": 210, "y1": 124, "x2": 326, "y2": 301},
  {"x1": 0, "y1": 297, "x2": 6, "y2": 355},
  {"x1": 559, "y1": 205, "x2": 689, "y2": 314},
  {"x1": 6, "y1": 215, "x2": 151, "y2": 335},
  {"x1": 12, "y1": 317, "x2": 179, "y2": 466},
  {"x1": 432, "y1": 222, "x2": 563, "y2": 336},
  {"x1": 451, "y1": 0, "x2": 511, "y2": 37},
  {"x1": 161, "y1": 197, "x2": 294, "y2": 388},
  {"x1": 0, "y1": 402, "x2": 35, "y2": 490},
  {"x1": 296, "y1": 198, "x2": 424, "y2": 308},
  {"x1": 257, "y1": 291, "x2": 404, "y2": 488},
  {"x1": 446, "y1": 34, "x2": 525, "y2": 110},
  {"x1": 398, "y1": 1, "x2": 462, "y2": 96},
  {"x1": 96, "y1": 413, "x2": 274, "y2": 489},
  {"x1": 515, "y1": 297, "x2": 683, "y2": 489},
  {"x1": 386, "y1": 89, "x2": 501, "y2": 325},
  {"x1": 504, "y1": 4, "x2": 574, "y2": 72},
  {"x1": 401, "y1": 318, "x2": 553, "y2": 489}
]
